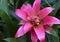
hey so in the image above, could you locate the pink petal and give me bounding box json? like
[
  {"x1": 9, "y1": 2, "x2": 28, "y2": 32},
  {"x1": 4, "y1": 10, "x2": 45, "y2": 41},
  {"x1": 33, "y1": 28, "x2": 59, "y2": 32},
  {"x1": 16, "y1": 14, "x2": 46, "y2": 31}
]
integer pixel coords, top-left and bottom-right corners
[
  {"x1": 45, "y1": 25, "x2": 53, "y2": 34},
  {"x1": 24, "y1": 22, "x2": 33, "y2": 33},
  {"x1": 15, "y1": 22, "x2": 32, "y2": 38},
  {"x1": 34, "y1": 25, "x2": 45, "y2": 42},
  {"x1": 15, "y1": 9, "x2": 27, "y2": 20},
  {"x1": 31, "y1": 30, "x2": 38, "y2": 42},
  {"x1": 33, "y1": 0, "x2": 41, "y2": 12},
  {"x1": 39, "y1": 7, "x2": 54, "y2": 19},
  {"x1": 21, "y1": 4, "x2": 35, "y2": 19},
  {"x1": 15, "y1": 26, "x2": 24, "y2": 38},
  {"x1": 19, "y1": 20, "x2": 26, "y2": 25},
  {"x1": 21, "y1": 4, "x2": 31, "y2": 10},
  {"x1": 43, "y1": 16, "x2": 60, "y2": 25}
]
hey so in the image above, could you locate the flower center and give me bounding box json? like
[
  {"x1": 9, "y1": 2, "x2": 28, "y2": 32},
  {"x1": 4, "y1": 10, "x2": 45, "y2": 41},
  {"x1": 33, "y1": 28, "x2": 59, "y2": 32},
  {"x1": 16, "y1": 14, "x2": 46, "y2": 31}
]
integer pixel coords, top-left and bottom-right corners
[
  {"x1": 30, "y1": 20, "x2": 39, "y2": 26},
  {"x1": 30, "y1": 15, "x2": 41, "y2": 27}
]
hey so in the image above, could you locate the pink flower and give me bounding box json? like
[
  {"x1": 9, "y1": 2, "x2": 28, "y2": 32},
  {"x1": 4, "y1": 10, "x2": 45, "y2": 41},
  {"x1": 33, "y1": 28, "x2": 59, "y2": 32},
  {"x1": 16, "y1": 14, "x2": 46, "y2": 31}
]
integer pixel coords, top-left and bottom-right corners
[{"x1": 15, "y1": 0, "x2": 60, "y2": 42}]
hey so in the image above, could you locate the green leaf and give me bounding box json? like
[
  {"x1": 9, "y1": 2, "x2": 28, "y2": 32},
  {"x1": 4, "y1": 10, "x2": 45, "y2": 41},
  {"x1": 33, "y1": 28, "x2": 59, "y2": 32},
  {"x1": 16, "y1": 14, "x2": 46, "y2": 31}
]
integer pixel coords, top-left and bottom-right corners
[
  {"x1": 50, "y1": 25, "x2": 59, "y2": 42},
  {"x1": 44, "y1": 0, "x2": 51, "y2": 6},
  {"x1": 9, "y1": 0, "x2": 14, "y2": 5},
  {"x1": 0, "y1": 0, "x2": 8, "y2": 14},
  {"x1": 50, "y1": 0, "x2": 60, "y2": 16},
  {"x1": 47, "y1": 34, "x2": 59, "y2": 42},
  {"x1": 26, "y1": 32, "x2": 31, "y2": 42},
  {"x1": 0, "y1": 9, "x2": 17, "y2": 37},
  {"x1": 4, "y1": 38, "x2": 18, "y2": 42},
  {"x1": 17, "y1": 35, "x2": 26, "y2": 42},
  {"x1": 52, "y1": 37, "x2": 59, "y2": 42},
  {"x1": 50, "y1": 30, "x2": 58, "y2": 37},
  {"x1": 47, "y1": 34, "x2": 53, "y2": 42},
  {"x1": 47, "y1": 0, "x2": 56, "y2": 3},
  {"x1": 15, "y1": 0, "x2": 26, "y2": 9},
  {"x1": 0, "y1": 0, "x2": 17, "y2": 37},
  {"x1": 47, "y1": 24, "x2": 59, "y2": 42},
  {"x1": 4, "y1": 36, "x2": 26, "y2": 42},
  {"x1": 0, "y1": 32, "x2": 4, "y2": 42}
]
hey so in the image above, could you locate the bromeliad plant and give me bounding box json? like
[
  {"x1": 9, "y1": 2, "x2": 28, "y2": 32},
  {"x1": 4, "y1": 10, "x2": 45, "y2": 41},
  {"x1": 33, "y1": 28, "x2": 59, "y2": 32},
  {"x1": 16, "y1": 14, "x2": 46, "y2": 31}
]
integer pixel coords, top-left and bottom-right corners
[{"x1": 15, "y1": 0, "x2": 60, "y2": 42}]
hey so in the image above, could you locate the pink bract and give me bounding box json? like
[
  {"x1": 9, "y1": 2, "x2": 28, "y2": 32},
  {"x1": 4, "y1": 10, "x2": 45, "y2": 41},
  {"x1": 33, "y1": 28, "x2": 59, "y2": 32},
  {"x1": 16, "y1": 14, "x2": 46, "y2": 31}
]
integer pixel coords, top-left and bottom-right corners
[{"x1": 15, "y1": 0, "x2": 60, "y2": 42}]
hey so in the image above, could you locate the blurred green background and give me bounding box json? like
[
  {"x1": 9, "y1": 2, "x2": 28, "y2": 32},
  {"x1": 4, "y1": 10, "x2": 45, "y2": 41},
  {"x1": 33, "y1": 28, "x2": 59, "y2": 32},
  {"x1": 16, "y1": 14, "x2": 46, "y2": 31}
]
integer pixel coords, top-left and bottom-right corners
[{"x1": 0, "y1": 0, "x2": 60, "y2": 42}]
